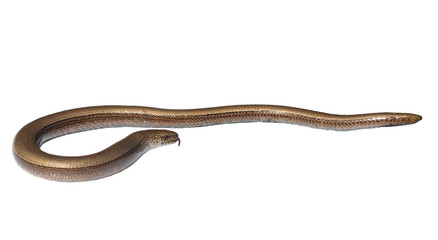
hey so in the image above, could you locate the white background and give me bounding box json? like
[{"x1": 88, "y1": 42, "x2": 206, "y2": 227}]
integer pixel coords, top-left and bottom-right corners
[{"x1": 1, "y1": 1, "x2": 437, "y2": 239}]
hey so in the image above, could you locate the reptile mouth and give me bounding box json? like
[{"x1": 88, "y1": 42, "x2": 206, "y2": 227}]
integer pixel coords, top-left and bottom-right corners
[{"x1": 164, "y1": 135, "x2": 180, "y2": 146}]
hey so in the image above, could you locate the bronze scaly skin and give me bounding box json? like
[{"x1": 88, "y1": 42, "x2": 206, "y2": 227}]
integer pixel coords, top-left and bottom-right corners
[{"x1": 13, "y1": 105, "x2": 422, "y2": 182}]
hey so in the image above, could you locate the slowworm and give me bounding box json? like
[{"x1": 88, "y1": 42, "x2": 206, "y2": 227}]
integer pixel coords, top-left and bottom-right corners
[{"x1": 13, "y1": 105, "x2": 422, "y2": 182}]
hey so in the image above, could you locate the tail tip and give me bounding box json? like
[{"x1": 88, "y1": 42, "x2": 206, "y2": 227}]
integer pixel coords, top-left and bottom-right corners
[{"x1": 407, "y1": 113, "x2": 422, "y2": 124}]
